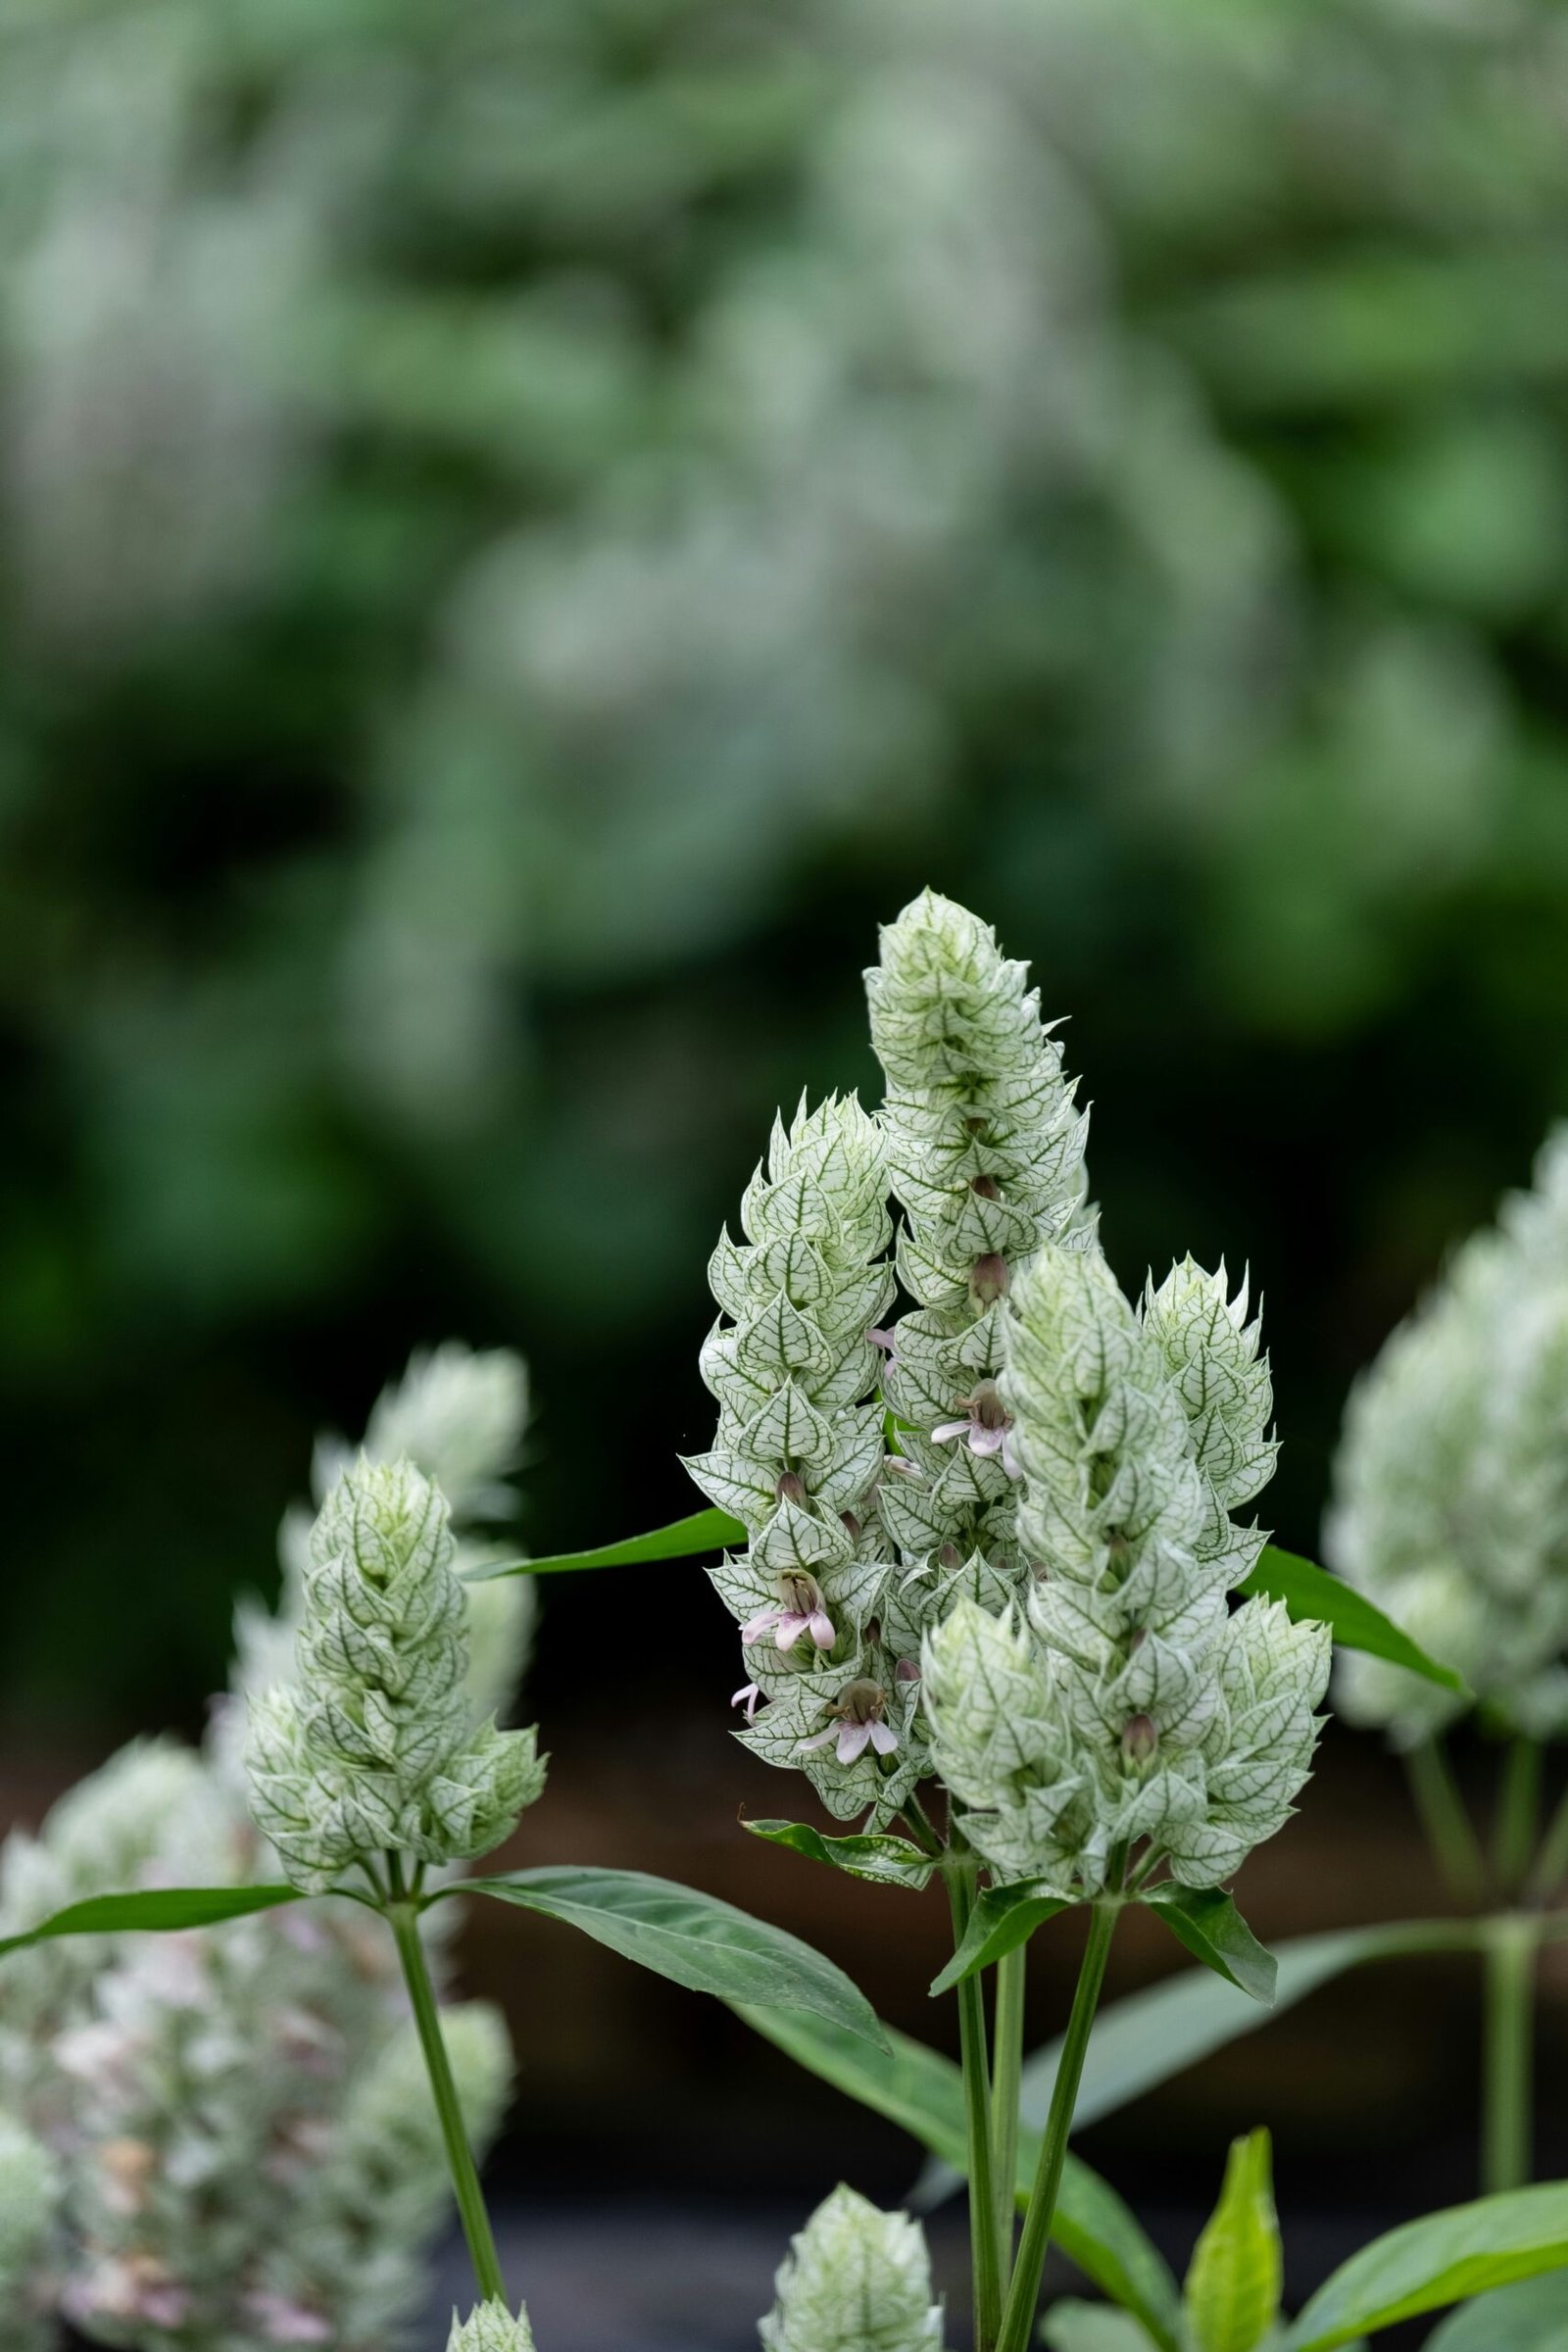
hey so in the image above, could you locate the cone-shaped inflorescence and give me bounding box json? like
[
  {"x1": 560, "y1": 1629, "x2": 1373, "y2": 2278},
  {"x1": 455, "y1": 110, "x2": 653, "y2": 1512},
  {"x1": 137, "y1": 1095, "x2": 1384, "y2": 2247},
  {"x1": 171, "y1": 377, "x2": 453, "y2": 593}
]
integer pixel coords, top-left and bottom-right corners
[
  {"x1": 1329, "y1": 1126, "x2": 1568, "y2": 1746},
  {"x1": 760, "y1": 2184, "x2": 944, "y2": 2352},
  {"x1": 925, "y1": 1243, "x2": 1328, "y2": 1892},
  {"x1": 448, "y1": 2302, "x2": 537, "y2": 2351},
  {"x1": 247, "y1": 1458, "x2": 545, "y2": 1892},
  {"x1": 865, "y1": 890, "x2": 1089, "y2": 1598},
  {"x1": 687, "y1": 1097, "x2": 927, "y2": 1827}
]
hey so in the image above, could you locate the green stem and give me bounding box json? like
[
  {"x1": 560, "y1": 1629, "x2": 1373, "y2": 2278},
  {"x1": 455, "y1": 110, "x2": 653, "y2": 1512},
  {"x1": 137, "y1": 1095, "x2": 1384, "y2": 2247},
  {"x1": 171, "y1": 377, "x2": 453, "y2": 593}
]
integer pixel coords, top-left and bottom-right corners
[
  {"x1": 387, "y1": 1898, "x2": 508, "y2": 2303},
  {"x1": 945, "y1": 1861, "x2": 1003, "y2": 2352},
  {"x1": 1482, "y1": 1914, "x2": 1539, "y2": 2194},
  {"x1": 991, "y1": 1942, "x2": 1027, "y2": 2279},
  {"x1": 1406, "y1": 1737, "x2": 1486, "y2": 1906},
  {"x1": 996, "y1": 1901, "x2": 1117, "y2": 2352},
  {"x1": 1529, "y1": 1785, "x2": 1568, "y2": 1904},
  {"x1": 1494, "y1": 1739, "x2": 1544, "y2": 1899}
]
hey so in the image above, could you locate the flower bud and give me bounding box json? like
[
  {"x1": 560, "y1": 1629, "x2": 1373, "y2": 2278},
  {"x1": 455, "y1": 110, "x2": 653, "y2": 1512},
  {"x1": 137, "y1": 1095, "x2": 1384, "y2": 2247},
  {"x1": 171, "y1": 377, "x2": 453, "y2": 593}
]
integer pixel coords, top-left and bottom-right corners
[{"x1": 760, "y1": 2184, "x2": 943, "y2": 2352}]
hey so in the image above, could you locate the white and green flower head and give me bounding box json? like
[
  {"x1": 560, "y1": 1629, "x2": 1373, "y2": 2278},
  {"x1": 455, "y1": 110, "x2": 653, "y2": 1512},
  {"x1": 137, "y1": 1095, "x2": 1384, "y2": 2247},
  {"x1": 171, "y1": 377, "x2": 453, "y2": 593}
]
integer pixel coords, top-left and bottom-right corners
[
  {"x1": 760, "y1": 2184, "x2": 944, "y2": 2352},
  {"x1": 247, "y1": 1456, "x2": 546, "y2": 1892},
  {"x1": 865, "y1": 890, "x2": 1089, "y2": 1593},
  {"x1": 1328, "y1": 1126, "x2": 1568, "y2": 1745},
  {"x1": 448, "y1": 2300, "x2": 537, "y2": 2351},
  {"x1": 925, "y1": 1243, "x2": 1328, "y2": 1892},
  {"x1": 686, "y1": 1095, "x2": 928, "y2": 1825}
]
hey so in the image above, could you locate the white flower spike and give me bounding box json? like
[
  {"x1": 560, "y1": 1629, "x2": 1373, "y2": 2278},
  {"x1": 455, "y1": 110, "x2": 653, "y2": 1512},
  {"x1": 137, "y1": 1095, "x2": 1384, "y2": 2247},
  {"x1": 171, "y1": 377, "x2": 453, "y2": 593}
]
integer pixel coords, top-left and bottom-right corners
[{"x1": 760, "y1": 2184, "x2": 944, "y2": 2352}]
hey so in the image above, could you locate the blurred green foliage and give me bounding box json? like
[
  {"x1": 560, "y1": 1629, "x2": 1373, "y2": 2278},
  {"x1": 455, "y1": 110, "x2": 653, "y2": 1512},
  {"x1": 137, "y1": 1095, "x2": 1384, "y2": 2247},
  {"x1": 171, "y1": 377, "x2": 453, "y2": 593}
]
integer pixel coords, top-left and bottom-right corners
[{"x1": 3, "y1": 0, "x2": 1568, "y2": 1727}]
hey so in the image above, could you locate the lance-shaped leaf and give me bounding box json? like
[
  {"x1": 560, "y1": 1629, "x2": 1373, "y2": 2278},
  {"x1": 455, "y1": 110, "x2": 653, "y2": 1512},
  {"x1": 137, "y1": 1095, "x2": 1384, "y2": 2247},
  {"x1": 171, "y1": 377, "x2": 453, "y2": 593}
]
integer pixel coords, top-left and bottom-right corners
[
  {"x1": 913, "y1": 1919, "x2": 1482, "y2": 2214},
  {"x1": 451, "y1": 1866, "x2": 885, "y2": 2049},
  {"x1": 1184, "y1": 2129, "x2": 1283, "y2": 2352},
  {"x1": 1285, "y1": 2184, "x2": 1568, "y2": 2351},
  {"x1": 1426, "y1": 2275, "x2": 1568, "y2": 2350},
  {"x1": 463, "y1": 1506, "x2": 747, "y2": 1582},
  {"x1": 1146, "y1": 1886, "x2": 1276, "y2": 2005},
  {"x1": 929, "y1": 1880, "x2": 1073, "y2": 1995},
  {"x1": 1043, "y1": 2302, "x2": 1162, "y2": 2350},
  {"x1": 1240, "y1": 1546, "x2": 1465, "y2": 1695},
  {"x1": 0, "y1": 1885, "x2": 303, "y2": 1959},
  {"x1": 742, "y1": 1817, "x2": 937, "y2": 1891},
  {"x1": 732, "y1": 2000, "x2": 1183, "y2": 2352}
]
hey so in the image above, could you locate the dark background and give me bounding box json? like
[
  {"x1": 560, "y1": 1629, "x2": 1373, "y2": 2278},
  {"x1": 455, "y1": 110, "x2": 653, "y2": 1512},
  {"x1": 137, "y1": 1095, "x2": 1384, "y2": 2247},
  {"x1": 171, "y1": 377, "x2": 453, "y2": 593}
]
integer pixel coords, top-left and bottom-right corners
[{"x1": 6, "y1": 0, "x2": 1568, "y2": 2337}]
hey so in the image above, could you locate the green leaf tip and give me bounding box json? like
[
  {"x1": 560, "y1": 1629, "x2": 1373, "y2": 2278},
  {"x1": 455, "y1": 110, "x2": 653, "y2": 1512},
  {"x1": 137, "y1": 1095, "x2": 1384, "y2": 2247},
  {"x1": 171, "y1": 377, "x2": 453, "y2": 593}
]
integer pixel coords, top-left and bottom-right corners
[
  {"x1": 1184, "y1": 2129, "x2": 1283, "y2": 2352},
  {"x1": 1146, "y1": 1886, "x2": 1277, "y2": 2006},
  {"x1": 1242, "y1": 1546, "x2": 1466, "y2": 1695}
]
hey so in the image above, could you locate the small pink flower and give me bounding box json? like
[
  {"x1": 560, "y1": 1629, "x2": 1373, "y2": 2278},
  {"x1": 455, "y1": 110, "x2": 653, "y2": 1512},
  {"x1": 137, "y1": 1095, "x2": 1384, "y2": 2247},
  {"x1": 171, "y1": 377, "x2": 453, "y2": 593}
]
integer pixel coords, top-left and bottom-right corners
[
  {"x1": 932, "y1": 1379, "x2": 1020, "y2": 1479},
  {"x1": 801, "y1": 1678, "x2": 900, "y2": 1765},
  {"x1": 868, "y1": 1327, "x2": 899, "y2": 1362},
  {"x1": 731, "y1": 1682, "x2": 764, "y2": 1723},
  {"x1": 244, "y1": 2290, "x2": 335, "y2": 2344},
  {"x1": 741, "y1": 1570, "x2": 835, "y2": 1653}
]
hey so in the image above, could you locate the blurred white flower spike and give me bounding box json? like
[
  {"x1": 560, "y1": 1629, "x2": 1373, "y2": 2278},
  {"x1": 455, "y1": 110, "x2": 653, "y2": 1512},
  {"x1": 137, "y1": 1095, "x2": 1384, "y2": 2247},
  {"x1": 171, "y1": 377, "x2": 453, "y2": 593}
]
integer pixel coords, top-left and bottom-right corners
[
  {"x1": 760, "y1": 2184, "x2": 944, "y2": 2352},
  {"x1": 1329, "y1": 1126, "x2": 1568, "y2": 1745}
]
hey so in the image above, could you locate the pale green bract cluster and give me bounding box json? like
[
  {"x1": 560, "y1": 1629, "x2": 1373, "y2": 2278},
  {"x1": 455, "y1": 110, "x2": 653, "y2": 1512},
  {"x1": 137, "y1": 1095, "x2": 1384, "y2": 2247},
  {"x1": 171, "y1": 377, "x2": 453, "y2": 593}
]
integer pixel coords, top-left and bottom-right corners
[
  {"x1": 868, "y1": 891, "x2": 1089, "y2": 1582},
  {"x1": 448, "y1": 2303, "x2": 538, "y2": 2351},
  {"x1": 759, "y1": 2185, "x2": 944, "y2": 2352},
  {"x1": 925, "y1": 1245, "x2": 1328, "y2": 1893},
  {"x1": 248, "y1": 1458, "x2": 545, "y2": 1892},
  {"x1": 1328, "y1": 1128, "x2": 1568, "y2": 1745},
  {"x1": 687, "y1": 1098, "x2": 929, "y2": 1828}
]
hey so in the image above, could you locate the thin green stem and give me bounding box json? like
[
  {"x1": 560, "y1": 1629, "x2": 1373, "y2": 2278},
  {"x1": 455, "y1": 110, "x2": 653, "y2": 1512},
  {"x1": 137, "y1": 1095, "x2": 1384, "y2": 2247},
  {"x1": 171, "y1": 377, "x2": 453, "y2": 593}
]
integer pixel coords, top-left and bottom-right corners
[
  {"x1": 1494, "y1": 1739, "x2": 1544, "y2": 1899},
  {"x1": 1482, "y1": 1914, "x2": 1539, "y2": 2194},
  {"x1": 995, "y1": 1901, "x2": 1117, "y2": 2352},
  {"x1": 1406, "y1": 1737, "x2": 1486, "y2": 1906},
  {"x1": 901, "y1": 1789, "x2": 947, "y2": 1859},
  {"x1": 386, "y1": 1896, "x2": 508, "y2": 2303},
  {"x1": 990, "y1": 1942, "x2": 1027, "y2": 2279},
  {"x1": 945, "y1": 1861, "x2": 1003, "y2": 2352},
  {"x1": 1529, "y1": 1785, "x2": 1568, "y2": 1905}
]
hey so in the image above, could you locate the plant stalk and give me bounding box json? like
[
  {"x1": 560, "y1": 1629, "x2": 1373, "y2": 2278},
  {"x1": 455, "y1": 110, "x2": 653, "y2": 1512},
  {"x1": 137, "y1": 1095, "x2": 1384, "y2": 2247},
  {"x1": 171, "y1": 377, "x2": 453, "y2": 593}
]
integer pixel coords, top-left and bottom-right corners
[
  {"x1": 995, "y1": 1901, "x2": 1117, "y2": 2352},
  {"x1": 1529, "y1": 1784, "x2": 1568, "y2": 1904},
  {"x1": 1481, "y1": 1913, "x2": 1538, "y2": 2195},
  {"x1": 1494, "y1": 1738, "x2": 1544, "y2": 1899},
  {"x1": 945, "y1": 1861, "x2": 1004, "y2": 2352},
  {"x1": 1406, "y1": 1736, "x2": 1486, "y2": 1906},
  {"x1": 990, "y1": 1942, "x2": 1027, "y2": 2278},
  {"x1": 387, "y1": 1897, "x2": 508, "y2": 2303}
]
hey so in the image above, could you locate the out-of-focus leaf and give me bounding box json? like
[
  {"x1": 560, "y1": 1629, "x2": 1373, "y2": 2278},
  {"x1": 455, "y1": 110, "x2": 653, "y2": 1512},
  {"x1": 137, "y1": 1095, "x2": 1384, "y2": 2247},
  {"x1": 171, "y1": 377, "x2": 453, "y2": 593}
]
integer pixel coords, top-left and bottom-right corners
[
  {"x1": 464, "y1": 1506, "x2": 746, "y2": 1580},
  {"x1": 1241, "y1": 1547, "x2": 1465, "y2": 1694},
  {"x1": 1425, "y1": 2275, "x2": 1568, "y2": 2350},
  {"x1": 732, "y1": 2001, "x2": 1183, "y2": 2352},
  {"x1": 0, "y1": 1885, "x2": 302, "y2": 1959},
  {"x1": 1146, "y1": 1886, "x2": 1276, "y2": 2004},
  {"x1": 457, "y1": 1866, "x2": 885, "y2": 2048},
  {"x1": 1042, "y1": 2298, "x2": 1161, "y2": 2350},
  {"x1": 742, "y1": 1817, "x2": 936, "y2": 1890},
  {"x1": 1285, "y1": 2185, "x2": 1568, "y2": 2350},
  {"x1": 1184, "y1": 2129, "x2": 1283, "y2": 2352}
]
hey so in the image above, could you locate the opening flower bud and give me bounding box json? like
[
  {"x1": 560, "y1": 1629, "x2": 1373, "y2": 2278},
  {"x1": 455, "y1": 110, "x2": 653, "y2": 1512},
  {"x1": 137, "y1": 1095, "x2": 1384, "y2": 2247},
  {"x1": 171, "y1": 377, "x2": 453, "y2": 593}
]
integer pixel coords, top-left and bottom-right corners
[
  {"x1": 774, "y1": 1470, "x2": 807, "y2": 1504},
  {"x1": 1121, "y1": 1712, "x2": 1158, "y2": 1765},
  {"x1": 969, "y1": 1174, "x2": 1001, "y2": 1200},
  {"x1": 969, "y1": 1252, "x2": 1009, "y2": 1306}
]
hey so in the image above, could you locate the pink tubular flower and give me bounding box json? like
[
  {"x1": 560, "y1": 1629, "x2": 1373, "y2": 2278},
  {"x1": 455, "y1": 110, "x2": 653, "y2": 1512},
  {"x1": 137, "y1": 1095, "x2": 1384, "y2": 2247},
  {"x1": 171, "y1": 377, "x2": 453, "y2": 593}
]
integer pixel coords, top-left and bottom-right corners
[
  {"x1": 731, "y1": 1681, "x2": 764, "y2": 1723},
  {"x1": 741, "y1": 1570, "x2": 835, "y2": 1653},
  {"x1": 932, "y1": 1379, "x2": 1020, "y2": 1479},
  {"x1": 801, "y1": 1678, "x2": 900, "y2": 1765}
]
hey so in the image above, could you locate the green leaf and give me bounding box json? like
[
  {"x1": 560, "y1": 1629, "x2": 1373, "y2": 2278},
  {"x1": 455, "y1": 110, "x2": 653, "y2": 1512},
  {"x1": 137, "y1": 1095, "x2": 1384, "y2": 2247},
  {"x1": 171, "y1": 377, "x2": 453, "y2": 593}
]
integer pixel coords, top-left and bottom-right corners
[
  {"x1": 1241, "y1": 1545, "x2": 1466, "y2": 1695},
  {"x1": 742, "y1": 1817, "x2": 936, "y2": 1890},
  {"x1": 0, "y1": 1885, "x2": 302, "y2": 1959},
  {"x1": 1184, "y1": 2129, "x2": 1284, "y2": 2352},
  {"x1": 732, "y1": 2001, "x2": 1184, "y2": 2352},
  {"x1": 928, "y1": 1880, "x2": 1072, "y2": 1995},
  {"x1": 1285, "y1": 2185, "x2": 1568, "y2": 2351},
  {"x1": 1425, "y1": 2276, "x2": 1568, "y2": 2350},
  {"x1": 1043, "y1": 2300, "x2": 1162, "y2": 2351},
  {"x1": 1146, "y1": 1886, "x2": 1277, "y2": 2005},
  {"x1": 456, "y1": 1866, "x2": 886, "y2": 2049},
  {"x1": 463, "y1": 1506, "x2": 746, "y2": 1581},
  {"x1": 911, "y1": 1919, "x2": 1479, "y2": 2216}
]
